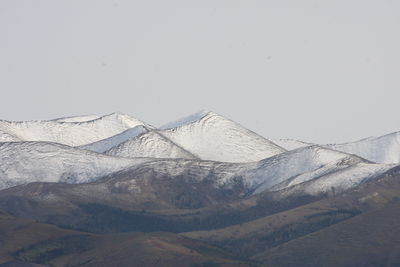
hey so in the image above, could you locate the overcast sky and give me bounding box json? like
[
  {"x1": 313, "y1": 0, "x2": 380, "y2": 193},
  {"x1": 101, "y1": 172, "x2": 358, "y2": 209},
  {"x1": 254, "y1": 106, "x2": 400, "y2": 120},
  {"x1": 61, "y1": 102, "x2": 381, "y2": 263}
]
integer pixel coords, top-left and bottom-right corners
[{"x1": 1, "y1": 0, "x2": 399, "y2": 143}]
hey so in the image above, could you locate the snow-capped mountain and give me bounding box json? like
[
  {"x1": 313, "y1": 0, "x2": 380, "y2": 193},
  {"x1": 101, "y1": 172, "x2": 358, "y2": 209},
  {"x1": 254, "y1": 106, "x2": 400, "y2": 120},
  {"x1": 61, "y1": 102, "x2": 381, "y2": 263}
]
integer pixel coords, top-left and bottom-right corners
[
  {"x1": 105, "y1": 130, "x2": 198, "y2": 159},
  {"x1": 1, "y1": 111, "x2": 399, "y2": 267},
  {"x1": 159, "y1": 111, "x2": 286, "y2": 162},
  {"x1": 0, "y1": 113, "x2": 147, "y2": 146},
  {"x1": 0, "y1": 141, "x2": 148, "y2": 190},
  {"x1": 0, "y1": 110, "x2": 398, "y2": 200},
  {"x1": 326, "y1": 131, "x2": 400, "y2": 164}
]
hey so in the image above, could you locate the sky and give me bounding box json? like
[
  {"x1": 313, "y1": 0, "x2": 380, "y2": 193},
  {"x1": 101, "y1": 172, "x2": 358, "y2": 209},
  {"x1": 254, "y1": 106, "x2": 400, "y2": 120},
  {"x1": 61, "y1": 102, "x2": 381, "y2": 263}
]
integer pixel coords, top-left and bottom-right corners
[{"x1": 1, "y1": 0, "x2": 400, "y2": 143}]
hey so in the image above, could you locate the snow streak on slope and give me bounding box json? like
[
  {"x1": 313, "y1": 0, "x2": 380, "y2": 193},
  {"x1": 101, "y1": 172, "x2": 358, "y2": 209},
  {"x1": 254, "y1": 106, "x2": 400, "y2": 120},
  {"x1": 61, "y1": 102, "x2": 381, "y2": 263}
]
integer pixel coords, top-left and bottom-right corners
[
  {"x1": 271, "y1": 138, "x2": 313, "y2": 150},
  {"x1": 160, "y1": 110, "x2": 210, "y2": 130},
  {"x1": 0, "y1": 142, "x2": 149, "y2": 190},
  {"x1": 0, "y1": 113, "x2": 147, "y2": 146},
  {"x1": 159, "y1": 111, "x2": 286, "y2": 162},
  {"x1": 326, "y1": 131, "x2": 400, "y2": 164},
  {"x1": 106, "y1": 131, "x2": 198, "y2": 159},
  {"x1": 53, "y1": 115, "x2": 101, "y2": 123},
  {"x1": 79, "y1": 125, "x2": 149, "y2": 153}
]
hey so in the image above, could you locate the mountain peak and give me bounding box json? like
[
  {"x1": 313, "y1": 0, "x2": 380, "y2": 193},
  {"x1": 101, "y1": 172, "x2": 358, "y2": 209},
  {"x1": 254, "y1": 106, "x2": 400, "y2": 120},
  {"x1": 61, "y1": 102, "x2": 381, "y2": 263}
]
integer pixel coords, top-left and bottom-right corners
[
  {"x1": 160, "y1": 110, "x2": 214, "y2": 129},
  {"x1": 159, "y1": 110, "x2": 285, "y2": 162}
]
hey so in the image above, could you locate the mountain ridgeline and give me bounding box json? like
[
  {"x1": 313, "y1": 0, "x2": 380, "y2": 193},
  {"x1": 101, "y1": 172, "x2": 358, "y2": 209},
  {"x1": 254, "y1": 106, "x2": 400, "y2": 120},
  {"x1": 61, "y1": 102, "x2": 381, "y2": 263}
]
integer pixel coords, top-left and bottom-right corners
[{"x1": 0, "y1": 110, "x2": 399, "y2": 267}]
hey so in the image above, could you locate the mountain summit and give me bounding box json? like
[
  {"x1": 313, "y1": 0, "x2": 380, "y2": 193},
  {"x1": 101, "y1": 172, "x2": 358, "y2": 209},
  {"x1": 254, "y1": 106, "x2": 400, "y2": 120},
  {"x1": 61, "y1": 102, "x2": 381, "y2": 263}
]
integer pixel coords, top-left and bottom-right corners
[{"x1": 159, "y1": 110, "x2": 286, "y2": 162}]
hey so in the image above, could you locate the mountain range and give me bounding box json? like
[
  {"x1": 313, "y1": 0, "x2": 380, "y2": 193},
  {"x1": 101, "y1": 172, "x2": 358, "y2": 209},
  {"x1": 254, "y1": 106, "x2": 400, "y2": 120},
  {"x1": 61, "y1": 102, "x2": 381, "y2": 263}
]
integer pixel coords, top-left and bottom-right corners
[{"x1": 0, "y1": 110, "x2": 399, "y2": 267}]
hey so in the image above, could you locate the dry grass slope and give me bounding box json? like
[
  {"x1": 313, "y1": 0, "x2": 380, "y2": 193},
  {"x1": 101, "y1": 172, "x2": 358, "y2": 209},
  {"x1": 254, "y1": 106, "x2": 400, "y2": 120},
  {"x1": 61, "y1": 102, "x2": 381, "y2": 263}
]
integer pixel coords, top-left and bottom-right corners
[{"x1": 0, "y1": 210, "x2": 252, "y2": 267}]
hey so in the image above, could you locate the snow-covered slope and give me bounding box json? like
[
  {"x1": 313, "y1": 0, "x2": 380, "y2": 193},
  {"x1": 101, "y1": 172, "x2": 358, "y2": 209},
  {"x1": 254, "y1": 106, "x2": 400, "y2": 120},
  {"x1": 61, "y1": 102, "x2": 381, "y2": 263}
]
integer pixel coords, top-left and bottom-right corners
[
  {"x1": 246, "y1": 146, "x2": 369, "y2": 194},
  {"x1": 0, "y1": 141, "x2": 148, "y2": 190},
  {"x1": 105, "y1": 145, "x2": 382, "y2": 197},
  {"x1": 271, "y1": 138, "x2": 313, "y2": 150},
  {"x1": 0, "y1": 113, "x2": 147, "y2": 146},
  {"x1": 0, "y1": 139, "x2": 392, "y2": 201},
  {"x1": 105, "y1": 131, "x2": 198, "y2": 159},
  {"x1": 160, "y1": 110, "x2": 210, "y2": 129},
  {"x1": 276, "y1": 162, "x2": 393, "y2": 197},
  {"x1": 53, "y1": 114, "x2": 101, "y2": 123},
  {"x1": 159, "y1": 111, "x2": 286, "y2": 162},
  {"x1": 79, "y1": 125, "x2": 149, "y2": 153},
  {"x1": 0, "y1": 129, "x2": 21, "y2": 142},
  {"x1": 326, "y1": 131, "x2": 400, "y2": 164}
]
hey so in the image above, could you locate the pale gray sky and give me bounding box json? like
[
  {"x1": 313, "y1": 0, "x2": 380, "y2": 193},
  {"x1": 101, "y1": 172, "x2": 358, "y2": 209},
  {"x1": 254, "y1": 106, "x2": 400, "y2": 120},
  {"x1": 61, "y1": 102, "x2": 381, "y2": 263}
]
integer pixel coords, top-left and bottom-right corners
[{"x1": 1, "y1": 0, "x2": 399, "y2": 143}]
